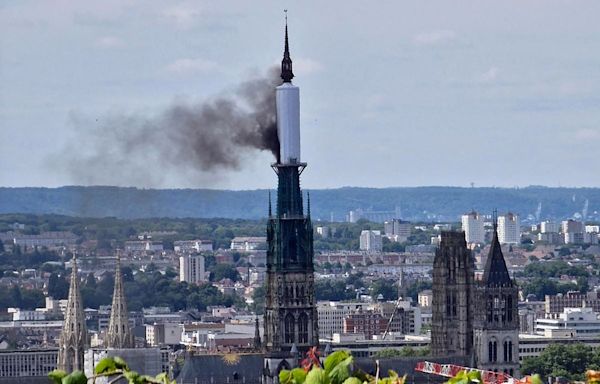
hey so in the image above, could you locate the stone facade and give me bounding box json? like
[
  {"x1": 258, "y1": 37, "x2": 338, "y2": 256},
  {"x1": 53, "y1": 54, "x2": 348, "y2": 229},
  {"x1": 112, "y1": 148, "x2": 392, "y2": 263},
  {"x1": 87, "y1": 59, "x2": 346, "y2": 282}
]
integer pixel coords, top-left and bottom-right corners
[
  {"x1": 473, "y1": 226, "x2": 520, "y2": 375},
  {"x1": 105, "y1": 254, "x2": 134, "y2": 348},
  {"x1": 431, "y1": 231, "x2": 474, "y2": 357},
  {"x1": 431, "y1": 226, "x2": 520, "y2": 375},
  {"x1": 57, "y1": 256, "x2": 88, "y2": 372},
  {"x1": 263, "y1": 22, "x2": 318, "y2": 382}
]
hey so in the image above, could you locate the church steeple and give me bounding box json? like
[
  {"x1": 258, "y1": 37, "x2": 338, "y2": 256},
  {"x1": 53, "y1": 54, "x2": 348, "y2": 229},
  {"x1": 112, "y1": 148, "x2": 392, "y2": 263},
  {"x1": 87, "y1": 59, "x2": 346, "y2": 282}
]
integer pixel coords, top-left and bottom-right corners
[
  {"x1": 57, "y1": 254, "x2": 87, "y2": 372},
  {"x1": 106, "y1": 252, "x2": 134, "y2": 348},
  {"x1": 281, "y1": 12, "x2": 294, "y2": 83},
  {"x1": 482, "y1": 212, "x2": 512, "y2": 287}
]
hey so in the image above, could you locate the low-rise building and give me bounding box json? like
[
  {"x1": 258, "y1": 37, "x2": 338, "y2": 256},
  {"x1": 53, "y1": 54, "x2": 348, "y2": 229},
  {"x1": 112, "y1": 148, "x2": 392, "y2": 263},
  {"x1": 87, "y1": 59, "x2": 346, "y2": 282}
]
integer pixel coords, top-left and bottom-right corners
[
  {"x1": 174, "y1": 240, "x2": 213, "y2": 253},
  {"x1": 535, "y1": 307, "x2": 600, "y2": 336},
  {"x1": 145, "y1": 323, "x2": 182, "y2": 347},
  {"x1": 0, "y1": 348, "x2": 58, "y2": 379},
  {"x1": 230, "y1": 237, "x2": 266, "y2": 251}
]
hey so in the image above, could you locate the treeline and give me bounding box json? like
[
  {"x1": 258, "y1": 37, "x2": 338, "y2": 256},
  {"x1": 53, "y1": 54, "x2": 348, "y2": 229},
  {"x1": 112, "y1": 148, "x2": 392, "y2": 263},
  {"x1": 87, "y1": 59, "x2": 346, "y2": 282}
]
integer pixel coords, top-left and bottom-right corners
[
  {"x1": 518, "y1": 260, "x2": 591, "y2": 299},
  {"x1": 2, "y1": 186, "x2": 600, "y2": 221},
  {"x1": 0, "y1": 242, "x2": 61, "y2": 272},
  {"x1": 0, "y1": 285, "x2": 45, "y2": 310},
  {"x1": 45, "y1": 263, "x2": 244, "y2": 312},
  {"x1": 522, "y1": 343, "x2": 600, "y2": 381}
]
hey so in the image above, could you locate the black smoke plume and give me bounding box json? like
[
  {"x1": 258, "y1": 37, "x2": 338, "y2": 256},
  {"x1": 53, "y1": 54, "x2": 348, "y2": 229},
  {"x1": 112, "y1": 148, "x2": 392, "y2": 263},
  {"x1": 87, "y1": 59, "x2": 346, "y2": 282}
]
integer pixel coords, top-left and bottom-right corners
[{"x1": 59, "y1": 68, "x2": 281, "y2": 187}]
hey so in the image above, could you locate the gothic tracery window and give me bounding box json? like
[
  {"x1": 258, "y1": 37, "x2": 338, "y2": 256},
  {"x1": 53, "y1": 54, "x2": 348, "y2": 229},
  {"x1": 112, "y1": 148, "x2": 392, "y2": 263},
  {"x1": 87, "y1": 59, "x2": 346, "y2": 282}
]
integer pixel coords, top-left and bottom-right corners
[
  {"x1": 488, "y1": 339, "x2": 498, "y2": 362},
  {"x1": 284, "y1": 313, "x2": 295, "y2": 343},
  {"x1": 298, "y1": 313, "x2": 309, "y2": 343}
]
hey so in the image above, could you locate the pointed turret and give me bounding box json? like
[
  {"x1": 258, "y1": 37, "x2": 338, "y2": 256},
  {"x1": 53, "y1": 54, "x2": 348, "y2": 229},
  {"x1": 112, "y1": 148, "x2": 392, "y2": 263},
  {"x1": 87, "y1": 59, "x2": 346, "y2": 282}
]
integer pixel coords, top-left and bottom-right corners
[
  {"x1": 57, "y1": 254, "x2": 87, "y2": 372},
  {"x1": 268, "y1": 190, "x2": 273, "y2": 217},
  {"x1": 281, "y1": 16, "x2": 294, "y2": 83},
  {"x1": 482, "y1": 215, "x2": 512, "y2": 287},
  {"x1": 254, "y1": 317, "x2": 262, "y2": 351},
  {"x1": 106, "y1": 252, "x2": 134, "y2": 348}
]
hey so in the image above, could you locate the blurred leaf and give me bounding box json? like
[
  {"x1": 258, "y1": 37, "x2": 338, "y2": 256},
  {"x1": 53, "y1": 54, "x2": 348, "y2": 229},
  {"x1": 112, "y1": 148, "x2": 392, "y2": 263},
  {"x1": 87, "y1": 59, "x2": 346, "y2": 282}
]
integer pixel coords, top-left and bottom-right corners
[
  {"x1": 155, "y1": 372, "x2": 170, "y2": 384},
  {"x1": 306, "y1": 368, "x2": 331, "y2": 384},
  {"x1": 124, "y1": 371, "x2": 140, "y2": 384},
  {"x1": 530, "y1": 374, "x2": 543, "y2": 384},
  {"x1": 328, "y1": 356, "x2": 353, "y2": 384},
  {"x1": 49, "y1": 369, "x2": 68, "y2": 384},
  {"x1": 342, "y1": 378, "x2": 362, "y2": 384},
  {"x1": 114, "y1": 356, "x2": 130, "y2": 371},
  {"x1": 291, "y1": 368, "x2": 308, "y2": 384},
  {"x1": 62, "y1": 371, "x2": 88, "y2": 384},
  {"x1": 95, "y1": 357, "x2": 117, "y2": 374},
  {"x1": 324, "y1": 351, "x2": 351, "y2": 375},
  {"x1": 280, "y1": 369, "x2": 293, "y2": 384}
]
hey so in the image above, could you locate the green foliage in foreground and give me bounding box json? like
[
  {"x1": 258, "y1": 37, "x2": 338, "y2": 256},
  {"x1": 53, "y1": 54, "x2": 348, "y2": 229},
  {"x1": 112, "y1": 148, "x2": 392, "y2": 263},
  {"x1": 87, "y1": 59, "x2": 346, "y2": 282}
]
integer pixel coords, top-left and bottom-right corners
[
  {"x1": 521, "y1": 343, "x2": 600, "y2": 382},
  {"x1": 49, "y1": 356, "x2": 173, "y2": 384},
  {"x1": 279, "y1": 350, "x2": 405, "y2": 384}
]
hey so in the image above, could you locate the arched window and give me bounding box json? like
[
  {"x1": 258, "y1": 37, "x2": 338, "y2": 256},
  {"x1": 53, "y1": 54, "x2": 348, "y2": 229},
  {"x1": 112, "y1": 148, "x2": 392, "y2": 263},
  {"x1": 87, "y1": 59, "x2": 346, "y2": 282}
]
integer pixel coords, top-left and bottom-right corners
[
  {"x1": 452, "y1": 293, "x2": 457, "y2": 316},
  {"x1": 508, "y1": 340, "x2": 513, "y2": 362},
  {"x1": 503, "y1": 340, "x2": 508, "y2": 362},
  {"x1": 507, "y1": 296, "x2": 513, "y2": 322},
  {"x1": 487, "y1": 296, "x2": 494, "y2": 323},
  {"x1": 284, "y1": 313, "x2": 295, "y2": 343},
  {"x1": 488, "y1": 339, "x2": 498, "y2": 362},
  {"x1": 298, "y1": 313, "x2": 309, "y2": 343}
]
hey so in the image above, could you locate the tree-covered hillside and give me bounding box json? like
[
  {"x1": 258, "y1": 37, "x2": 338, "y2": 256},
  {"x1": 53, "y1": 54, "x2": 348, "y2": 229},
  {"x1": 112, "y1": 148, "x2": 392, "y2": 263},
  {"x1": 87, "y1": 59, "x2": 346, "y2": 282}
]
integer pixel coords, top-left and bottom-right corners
[{"x1": 1, "y1": 186, "x2": 599, "y2": 221}]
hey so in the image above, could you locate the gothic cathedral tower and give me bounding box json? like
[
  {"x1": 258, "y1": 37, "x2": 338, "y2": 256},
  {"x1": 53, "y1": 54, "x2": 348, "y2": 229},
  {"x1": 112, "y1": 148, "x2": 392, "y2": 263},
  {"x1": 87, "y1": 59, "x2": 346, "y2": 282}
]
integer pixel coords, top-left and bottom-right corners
[
  {"x1": 58, "y1": 255, "x2": 88, "y2": 372},
  {"x1": 263, "y1": 19, "x2": 318, "y2": 377},
  {"x1": 431, "y1": 231, "x2": 474, "y2": 357},
  {"x1": 473, "y1": 219, "x2": 519, "y2": 376}
]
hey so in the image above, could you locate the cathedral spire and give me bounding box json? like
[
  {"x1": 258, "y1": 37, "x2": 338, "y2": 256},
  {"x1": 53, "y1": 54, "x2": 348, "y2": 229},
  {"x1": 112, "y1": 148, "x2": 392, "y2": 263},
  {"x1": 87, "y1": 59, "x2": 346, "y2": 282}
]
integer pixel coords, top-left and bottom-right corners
[
  {"x1": 281, "y1": 11, "x2": 294, "y2": 83},
  {"x1": 483, "y1": 211, "x2": 512, "y2": 287},
  {"x1": 57, "y1": 253, "x2": 87, "y2": 372},
  {"x1": 106, "y1": 251, "x2": 134, "y2": 348},
  {"x1": 254, "y1": 316, "x2": 262, "y2": 351}
]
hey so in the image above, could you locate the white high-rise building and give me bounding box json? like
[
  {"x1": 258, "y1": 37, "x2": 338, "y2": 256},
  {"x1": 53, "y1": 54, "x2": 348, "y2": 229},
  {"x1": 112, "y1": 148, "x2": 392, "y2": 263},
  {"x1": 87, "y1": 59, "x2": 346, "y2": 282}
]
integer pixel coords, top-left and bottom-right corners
[
  {"x1": 562, "y1": 220, "x2": 585, "y2": 244},
  {"x1": 498, "y1": 213, "x2": 520, "y2": 244},
  {"x1": 540, "y1": 221, "x2": 559, "y2": 234},
  {"x1": 179, "y1": 254, "x2": 206, "y2": 284},
  {"x1": 359, "y1": 230, "x2": 382, "y2": 252},
  {"x1": 461, "y1": 211, "x2": 485, "y2": 244}
]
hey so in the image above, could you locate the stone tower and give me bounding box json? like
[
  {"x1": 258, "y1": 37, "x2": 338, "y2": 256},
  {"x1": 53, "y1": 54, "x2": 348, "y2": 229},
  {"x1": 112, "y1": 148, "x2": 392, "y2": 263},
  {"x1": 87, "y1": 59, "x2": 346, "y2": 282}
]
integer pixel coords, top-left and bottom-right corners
[
  {"x1": 58, "y1": 255, "x2": 88, "y2": 372},
  {"x1": 431, "y1": 231, "x2": 474, "y2": 357},
  {"x1": 105, "y1": 253, "x2": 134, "y2": 348},
  {"x1": 473, "y1": 220, "x2": 519, "y2": 375},
  {"x1": 263, "y1": 18, "x2": 318, "y2": 379}
]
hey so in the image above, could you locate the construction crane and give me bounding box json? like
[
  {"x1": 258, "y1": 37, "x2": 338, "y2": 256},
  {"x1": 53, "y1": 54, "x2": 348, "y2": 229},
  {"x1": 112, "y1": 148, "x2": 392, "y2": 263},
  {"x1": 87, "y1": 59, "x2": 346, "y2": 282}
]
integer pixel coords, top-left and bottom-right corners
[
  {"x1": 381, "y1": 296, "x2": 403, "y2": 339},
  {"x1": 414, "y1": 361, "x2": 516, "y2": 384},
  {"x1": 382, "y1": 270, "x2": 406, "y2": 340}
]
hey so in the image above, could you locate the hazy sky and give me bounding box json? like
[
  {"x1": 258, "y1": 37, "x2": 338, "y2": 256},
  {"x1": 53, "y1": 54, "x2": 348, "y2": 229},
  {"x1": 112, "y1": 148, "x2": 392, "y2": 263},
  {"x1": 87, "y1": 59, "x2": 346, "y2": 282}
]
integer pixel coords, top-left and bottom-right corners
[{"x1": 1, "y1": 1, "x2": 600, "y2": 189}]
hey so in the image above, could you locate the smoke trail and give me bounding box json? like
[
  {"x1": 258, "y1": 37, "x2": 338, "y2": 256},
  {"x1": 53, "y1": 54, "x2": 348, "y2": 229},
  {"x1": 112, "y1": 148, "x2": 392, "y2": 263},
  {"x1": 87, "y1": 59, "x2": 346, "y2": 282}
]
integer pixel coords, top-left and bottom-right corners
[{"x1": 57, "y1": 67, "x2": 280, "y2": 187}]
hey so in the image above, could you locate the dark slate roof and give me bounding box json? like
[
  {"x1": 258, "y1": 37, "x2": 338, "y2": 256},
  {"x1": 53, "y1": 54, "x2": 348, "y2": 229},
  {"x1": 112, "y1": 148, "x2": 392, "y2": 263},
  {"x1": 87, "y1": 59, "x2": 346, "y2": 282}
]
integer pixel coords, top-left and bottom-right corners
[
  {"x1": 175, "y1": 353, "x2": 264, "y2": 384},
  {"x1": 482, "y1": 229, "x2": 513, "y2": 287}
]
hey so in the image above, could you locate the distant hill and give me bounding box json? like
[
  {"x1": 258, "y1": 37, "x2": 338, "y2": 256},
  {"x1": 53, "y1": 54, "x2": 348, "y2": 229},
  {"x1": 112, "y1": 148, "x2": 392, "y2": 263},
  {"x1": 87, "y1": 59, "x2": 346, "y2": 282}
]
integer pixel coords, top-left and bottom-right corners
[{"x1": 0, "y1": 186, "x2": 599, "y2": 222}]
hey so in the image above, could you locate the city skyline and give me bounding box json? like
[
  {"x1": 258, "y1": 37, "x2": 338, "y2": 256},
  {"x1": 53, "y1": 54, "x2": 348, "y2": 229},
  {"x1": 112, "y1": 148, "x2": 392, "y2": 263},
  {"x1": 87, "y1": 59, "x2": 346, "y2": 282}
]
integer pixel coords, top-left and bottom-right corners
[{"x1": 2, "y1": 1, "x2": 600, "y2": 190}]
